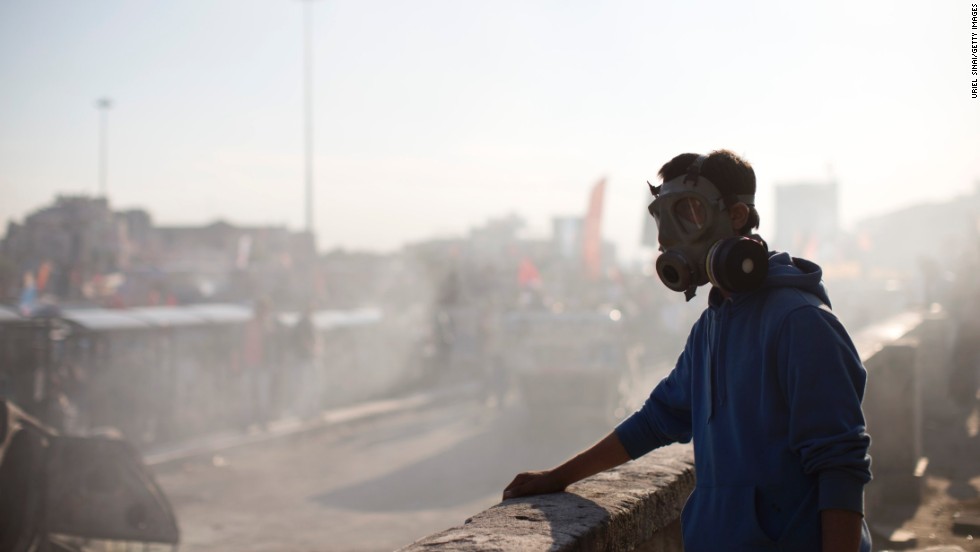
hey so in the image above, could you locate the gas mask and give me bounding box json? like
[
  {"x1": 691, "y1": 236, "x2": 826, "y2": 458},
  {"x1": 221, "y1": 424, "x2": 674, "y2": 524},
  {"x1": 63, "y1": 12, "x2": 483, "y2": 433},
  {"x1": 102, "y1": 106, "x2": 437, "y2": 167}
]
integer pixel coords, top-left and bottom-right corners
[{"x1": 648, "y1": 155, "x2": 768, "y2": 301}]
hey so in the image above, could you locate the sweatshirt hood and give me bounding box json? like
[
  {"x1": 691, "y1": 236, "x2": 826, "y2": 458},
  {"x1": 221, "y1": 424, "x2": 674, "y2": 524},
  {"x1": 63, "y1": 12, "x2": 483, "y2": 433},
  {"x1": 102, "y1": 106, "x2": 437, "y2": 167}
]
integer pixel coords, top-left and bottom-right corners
[
  {"x1": 763, "y1": 251, "x2": 830, "y2": 306},
  {"x1": 709, "y1": 250, "x2": 831, "y2": 309}
]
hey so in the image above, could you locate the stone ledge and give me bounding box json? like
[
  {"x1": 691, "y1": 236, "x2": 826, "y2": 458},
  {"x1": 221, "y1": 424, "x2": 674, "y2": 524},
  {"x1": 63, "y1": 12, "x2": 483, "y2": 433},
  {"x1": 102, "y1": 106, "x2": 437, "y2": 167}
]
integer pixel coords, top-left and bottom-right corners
[{"x1": 398, "y1": 443, "x2": 695, "y2": 552}]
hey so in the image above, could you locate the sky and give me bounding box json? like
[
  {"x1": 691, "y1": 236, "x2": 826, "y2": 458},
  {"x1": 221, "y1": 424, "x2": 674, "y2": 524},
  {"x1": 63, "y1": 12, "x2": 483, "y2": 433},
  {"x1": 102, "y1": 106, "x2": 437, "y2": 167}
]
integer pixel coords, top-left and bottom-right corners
[{"x1": 1, "y1": 0, "x2": 979, "y2": 262}]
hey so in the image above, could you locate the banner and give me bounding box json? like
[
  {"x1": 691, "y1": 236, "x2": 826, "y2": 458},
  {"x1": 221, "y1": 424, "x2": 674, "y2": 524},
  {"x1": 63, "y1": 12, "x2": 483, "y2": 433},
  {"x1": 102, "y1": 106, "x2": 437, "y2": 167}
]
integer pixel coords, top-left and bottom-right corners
[{"x1": 582, "y1": 178, "x2": 606, "y2": 281}]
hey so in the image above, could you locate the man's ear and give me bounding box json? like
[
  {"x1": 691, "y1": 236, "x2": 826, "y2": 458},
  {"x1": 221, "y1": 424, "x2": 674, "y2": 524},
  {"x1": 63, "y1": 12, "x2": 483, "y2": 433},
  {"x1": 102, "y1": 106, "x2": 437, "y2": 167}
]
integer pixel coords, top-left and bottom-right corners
[{"x1": 729, "y1": 203, "x2": 749, "y2": 233}]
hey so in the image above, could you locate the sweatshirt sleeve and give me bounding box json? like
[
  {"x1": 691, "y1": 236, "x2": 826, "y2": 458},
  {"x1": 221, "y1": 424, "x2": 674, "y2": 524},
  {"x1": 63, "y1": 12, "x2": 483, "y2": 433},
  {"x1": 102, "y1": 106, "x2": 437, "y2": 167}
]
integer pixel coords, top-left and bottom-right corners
[
  {"x1": 615, "y1": 333, "x2": 696, "y2": 459},
  {"x1": 777, "y1": 305, "x2": 872, "y2": 514}
]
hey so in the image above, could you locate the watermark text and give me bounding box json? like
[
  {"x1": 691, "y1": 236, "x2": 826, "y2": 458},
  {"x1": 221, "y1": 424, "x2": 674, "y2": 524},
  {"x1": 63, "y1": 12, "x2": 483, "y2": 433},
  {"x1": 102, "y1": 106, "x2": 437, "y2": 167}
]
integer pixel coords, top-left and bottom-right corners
[{"x1": 972, "y1": 4, "x2": 978, "y2": 97}]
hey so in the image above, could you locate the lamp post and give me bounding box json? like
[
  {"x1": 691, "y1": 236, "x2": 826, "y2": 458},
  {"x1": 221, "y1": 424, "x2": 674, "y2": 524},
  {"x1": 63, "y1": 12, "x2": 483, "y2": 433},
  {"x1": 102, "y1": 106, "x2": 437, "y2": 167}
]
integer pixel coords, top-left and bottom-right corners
[
  {"x1": 296, "y1": 0, "x2": 321, "y2": 310},
  {"x1": 96, "y1": 97, "x2": 113, "y2": 198},
  {"x1": 299, "y1": 0, "x2": 318, "y2": 237}
]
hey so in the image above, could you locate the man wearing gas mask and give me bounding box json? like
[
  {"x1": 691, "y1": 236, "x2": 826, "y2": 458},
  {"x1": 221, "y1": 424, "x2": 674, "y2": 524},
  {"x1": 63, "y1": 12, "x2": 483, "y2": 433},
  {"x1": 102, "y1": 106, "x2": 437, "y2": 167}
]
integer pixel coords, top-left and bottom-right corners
[{"x1": 503, "y1": 150, "x2": 872, "y2": 551}]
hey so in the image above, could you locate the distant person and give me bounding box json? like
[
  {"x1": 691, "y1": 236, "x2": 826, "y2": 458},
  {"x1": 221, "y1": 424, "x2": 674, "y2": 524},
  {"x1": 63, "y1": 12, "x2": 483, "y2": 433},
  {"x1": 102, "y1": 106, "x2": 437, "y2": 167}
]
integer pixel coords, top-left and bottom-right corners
[
  {"x1": 243, "y1": 299, "x2": 277, "y2": 426},
  {"x1": 290, "y1": 305, "x2": 319, "y2": 416},
  {"x1": 503, "y1": 151, "x2": 873, "y2": 551},
  {"x1": 478, "y1": 301, "x2": 507, "y2": 409},
  {"x1": 950, "y1": 289, "x2": 980, "y2": 413}
]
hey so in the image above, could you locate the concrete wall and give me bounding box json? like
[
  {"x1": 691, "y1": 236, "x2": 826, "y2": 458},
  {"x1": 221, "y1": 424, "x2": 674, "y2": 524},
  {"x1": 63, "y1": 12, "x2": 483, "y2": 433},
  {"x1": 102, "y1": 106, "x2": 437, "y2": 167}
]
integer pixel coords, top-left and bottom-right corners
[
  {"x1": 859, "y1": 308, "x2": 951, "y2": 531},
  {"x1": 403, "y1": 309, "x2": 945, "y2": 551},
  {"x1": 398, "y1": 444, "x2": 694, "y2": 552}
]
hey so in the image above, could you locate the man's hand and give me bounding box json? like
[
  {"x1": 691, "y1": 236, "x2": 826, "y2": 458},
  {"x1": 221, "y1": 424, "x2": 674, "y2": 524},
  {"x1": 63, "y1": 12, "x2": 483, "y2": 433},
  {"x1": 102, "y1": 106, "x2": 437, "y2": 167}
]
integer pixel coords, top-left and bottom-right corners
[
  {"x1": 821, "y1": 509, "x2": 863, "y2": 552},
  {"x1": 501, "y1": 432, "x2": 632, "y2": 501},
  {"x1": 502, "y1": 470, "x2": 566, "y2": 500}
]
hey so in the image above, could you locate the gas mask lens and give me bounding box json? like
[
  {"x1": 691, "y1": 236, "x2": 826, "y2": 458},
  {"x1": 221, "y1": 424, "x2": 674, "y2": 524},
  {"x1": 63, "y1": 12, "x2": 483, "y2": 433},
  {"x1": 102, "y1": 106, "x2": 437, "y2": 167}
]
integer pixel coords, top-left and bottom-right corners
[{"x1": 673, "y1": 197, "x2": 707, "y2": 233}]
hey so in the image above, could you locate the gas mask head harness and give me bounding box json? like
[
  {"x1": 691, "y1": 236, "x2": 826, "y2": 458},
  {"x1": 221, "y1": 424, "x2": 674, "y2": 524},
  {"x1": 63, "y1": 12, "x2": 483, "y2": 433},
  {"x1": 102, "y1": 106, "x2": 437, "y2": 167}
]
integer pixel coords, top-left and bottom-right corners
[{"x1": 647, "y1": 154, "x2": 768, "y2": 301}]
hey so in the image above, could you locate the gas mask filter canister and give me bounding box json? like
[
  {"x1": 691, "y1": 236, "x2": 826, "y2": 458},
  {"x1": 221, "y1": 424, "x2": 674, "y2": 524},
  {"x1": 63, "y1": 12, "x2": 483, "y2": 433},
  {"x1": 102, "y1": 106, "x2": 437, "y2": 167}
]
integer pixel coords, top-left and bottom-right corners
[
  {"x1": 648, "y1": 155, "x2": 768, "y2": 301},
  {"x1": 706, "y1": 235, "x2": 769, "y2": 294}
]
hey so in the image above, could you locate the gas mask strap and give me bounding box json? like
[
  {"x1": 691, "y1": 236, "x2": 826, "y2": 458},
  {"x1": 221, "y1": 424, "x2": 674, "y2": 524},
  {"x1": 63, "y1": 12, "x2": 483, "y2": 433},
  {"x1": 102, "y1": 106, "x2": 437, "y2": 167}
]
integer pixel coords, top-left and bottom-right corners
[
  {"x1": 684, "y1": 285, "x2": 698, "y2": 302},
  {"x1": 686, "y1": 154, "x2": 753, "y2": 210},
  {"x1": 684, "y1": 154, "x2": 709, "y2": 185},
  {"x1": 647, "y1": 181, "x2": 661, "y2": 197},
  {"x1": 719, "y1": 195, "x2": 735, "y2": 210}
]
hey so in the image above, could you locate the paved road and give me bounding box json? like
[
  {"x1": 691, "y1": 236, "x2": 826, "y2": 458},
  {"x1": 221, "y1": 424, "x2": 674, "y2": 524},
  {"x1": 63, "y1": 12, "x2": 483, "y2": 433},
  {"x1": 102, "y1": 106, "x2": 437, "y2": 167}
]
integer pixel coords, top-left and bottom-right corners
[
  {"x1": 150, "y1": 358, "x2": 671, "y2": 552},
  {"x1": 152, "y1": 394, "x2": 617, "y2": 551}
]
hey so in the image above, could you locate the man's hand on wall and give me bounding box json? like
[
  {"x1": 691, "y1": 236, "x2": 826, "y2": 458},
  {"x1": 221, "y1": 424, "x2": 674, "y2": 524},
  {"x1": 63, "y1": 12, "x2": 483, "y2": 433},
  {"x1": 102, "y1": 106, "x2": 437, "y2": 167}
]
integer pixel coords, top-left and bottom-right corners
[{"x1": 502, "y1": 470, "x2": 566, "y2": 500}]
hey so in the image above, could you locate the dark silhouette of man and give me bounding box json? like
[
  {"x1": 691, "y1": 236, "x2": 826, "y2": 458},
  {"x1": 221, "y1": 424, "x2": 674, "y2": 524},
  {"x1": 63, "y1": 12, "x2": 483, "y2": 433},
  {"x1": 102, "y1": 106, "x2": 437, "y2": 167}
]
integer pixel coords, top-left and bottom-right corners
[{"x1": 503, "y1": 150, "x2": 872, "y2": 552}]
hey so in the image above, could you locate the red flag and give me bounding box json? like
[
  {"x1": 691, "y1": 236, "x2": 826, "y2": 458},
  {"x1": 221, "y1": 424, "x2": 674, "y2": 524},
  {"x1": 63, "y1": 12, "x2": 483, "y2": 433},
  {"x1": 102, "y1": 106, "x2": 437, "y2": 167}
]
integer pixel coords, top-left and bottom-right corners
[
  {"x1": 517, "y1": 257, "x2": 541, "y2": 288},
  {"x1": 582, "y1": 178, "x2": 606, "y2": 281},
  {"x1": 36, "y1": 261, "x2": 52, "y2": 292}
]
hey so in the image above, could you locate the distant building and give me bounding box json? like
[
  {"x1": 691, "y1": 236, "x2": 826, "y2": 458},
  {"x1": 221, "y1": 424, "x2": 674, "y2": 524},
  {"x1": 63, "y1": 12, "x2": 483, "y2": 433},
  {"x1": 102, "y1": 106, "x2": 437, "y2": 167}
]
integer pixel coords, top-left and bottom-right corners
[
  {"x1": 853, "y1": 185, "x2": 980, "y2": 275},
  {"x1": 552, "y1": 216, "x2": 583, "y2": 261},
  {"x1": 0, "y1": 195, "x2": 316, "y2": 308},
  {"x1": 774, "y1": 180, "x2": 839, "y2": 260},
  {"x1": 1, "y1": 195, "x2": 123, "y2": 301},
  {"x1": 145, "y1": 221, "x2": 316, "y2": 306}
]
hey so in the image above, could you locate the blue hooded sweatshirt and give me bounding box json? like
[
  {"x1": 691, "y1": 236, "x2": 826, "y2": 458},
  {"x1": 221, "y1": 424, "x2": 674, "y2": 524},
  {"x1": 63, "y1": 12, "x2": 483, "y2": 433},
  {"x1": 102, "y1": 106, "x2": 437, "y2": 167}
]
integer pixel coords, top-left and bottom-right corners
[{"x1": 615, "y1": 252, "x2": 872, "y2": 551}]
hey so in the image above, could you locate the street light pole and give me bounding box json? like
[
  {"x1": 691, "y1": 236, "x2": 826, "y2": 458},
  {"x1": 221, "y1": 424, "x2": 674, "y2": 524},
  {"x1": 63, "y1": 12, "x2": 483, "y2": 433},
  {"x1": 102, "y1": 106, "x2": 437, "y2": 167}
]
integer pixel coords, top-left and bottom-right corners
[
  {"x1": 96, "y1": 97, "x2": 113, "y2": 198},
  {"x1": 301, "y1": 0, "x2": 316, "y2": 237}
]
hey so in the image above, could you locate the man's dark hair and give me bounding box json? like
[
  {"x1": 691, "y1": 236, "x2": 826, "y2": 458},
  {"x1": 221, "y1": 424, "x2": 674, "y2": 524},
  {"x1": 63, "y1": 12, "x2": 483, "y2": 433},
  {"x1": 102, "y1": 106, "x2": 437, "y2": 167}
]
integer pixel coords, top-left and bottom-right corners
[{"x1": 657, "y1": 149, "x2": 760, "y2": 236}]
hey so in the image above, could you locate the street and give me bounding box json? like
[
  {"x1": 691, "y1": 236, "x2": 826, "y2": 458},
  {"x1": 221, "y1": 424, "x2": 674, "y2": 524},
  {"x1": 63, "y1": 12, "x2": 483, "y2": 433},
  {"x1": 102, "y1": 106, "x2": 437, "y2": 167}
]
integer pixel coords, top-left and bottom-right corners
[{"x1": 152, "y1": 388, "x2": 635, "y2": 551}]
